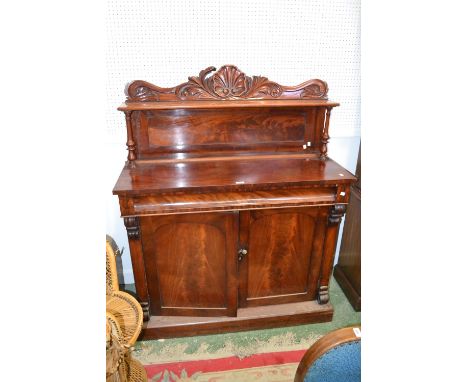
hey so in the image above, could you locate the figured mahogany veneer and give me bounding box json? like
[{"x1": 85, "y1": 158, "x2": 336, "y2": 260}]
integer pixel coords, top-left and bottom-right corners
[
  {"x1": 120, "y1": 188, "x2": 336, "y2": 216},
  {"x1": 240, "y1": 207, "x2": 328, "y2": 308},
  {"x1": 114, "y1": 156, "x2": 354, "y2": 196},
  {"x1": 141, "y1": 212, "x2": 238, "y2": 317},
  {"x1": 113, "y1": 65, "x2": 356, "y2": 338}
]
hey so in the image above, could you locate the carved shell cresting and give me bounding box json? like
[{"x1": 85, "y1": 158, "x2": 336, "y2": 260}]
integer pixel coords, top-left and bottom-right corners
[
  {"x1": 175, "y1": 66, "x2": 283, "y2": 100},
  {"x1": 125, "y1": 65, "x2": 328, "y2": 102},
  {"x1": 212, "y1": 66, "x2": 249, "y2": 97}
]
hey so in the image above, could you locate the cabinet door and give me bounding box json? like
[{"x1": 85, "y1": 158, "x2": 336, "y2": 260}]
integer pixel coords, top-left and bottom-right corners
[
  {"x1": 140, "y1": 212, "x2": 238, "y2": 317},
  {"x1": 239, "y1": 207, "x2": 328, "y2": 307}
]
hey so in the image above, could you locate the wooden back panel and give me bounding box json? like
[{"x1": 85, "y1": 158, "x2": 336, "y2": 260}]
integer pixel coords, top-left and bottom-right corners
[
  {"x1": 120, "y1": 65, "x2": 337, "y2": 161},
  {"x1": 132, "y1": 107, "x2": 326, "y2": 158}
]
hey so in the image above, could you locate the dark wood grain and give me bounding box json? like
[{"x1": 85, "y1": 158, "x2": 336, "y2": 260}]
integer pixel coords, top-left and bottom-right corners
[
  {"x1": 334, "y1": 147, "x2": 361, "y2": 311},
  {"x1": 125, "y1": 65, "x2": 329, "y2": 103},
  {"x1": 119, "y1": 99, "x2": 339, "y2": 111},
  {"x1": 145, "y1": 108, "x2": 306, "y2": 146},
  {"x1": 119, "y1": 187, "x2": 336, "y2": 216},
  {"x1": 320, "y1": 107, "x2": 332, "y2": 160},
  {"x1": 140, "y1": 301, "x2": 334, "y2": 340},
  {"x1": 123, "y1": 216, "x2": 150, "y2": 316},
  {"x1": 113, "y1": 66, "x2": 356, "y2": 337},
  {"x1": 131, "y1": 106, "x2": 328, "y2": 159},
  {"x1": 317, "y1": 204, "x2": 347, "y2": 304},
  {"x1": 334, "y1": 190, "x2": 360, "y2": 311},
  {"x1": 124, "y1": 111, "x2": 137, "y2": 161},
  {"x1": 354, "y1": 145, "x2": 361, "y2": 191},
  {"x1": 294, "y1": 326, "x2": 361, "y2": 382},
  {"x1": 120, "y1": 67, "x2": 337, "y2": 161},
  {"x1": 334, "y1": 264, "x2": 361, "y2": 311},
  {"x1": 113, "y1": 157, "x2": 355, "y2": 196},
  {"x1": 239, "y1": 207, "x2": 328, "y2": 308},
  {"x1": 119, "y1": 68, "x2": 338, "y2": 162},
  {"x1": 140, "y1": 212, "x2": 238, "y2": 317}
]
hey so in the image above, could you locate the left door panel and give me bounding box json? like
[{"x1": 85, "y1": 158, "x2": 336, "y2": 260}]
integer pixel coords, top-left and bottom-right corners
[{"x1": 140, "y1": 212, "x2": 239, "y2": 317}]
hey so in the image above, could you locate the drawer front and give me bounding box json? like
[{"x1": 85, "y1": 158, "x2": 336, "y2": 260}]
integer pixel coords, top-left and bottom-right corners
[
  {"x1": 140, "y1": 212, "x2": 238, "y2": 317},
  {"x1": 118, "y1": 187, "x2": 337, "y2": 216}
]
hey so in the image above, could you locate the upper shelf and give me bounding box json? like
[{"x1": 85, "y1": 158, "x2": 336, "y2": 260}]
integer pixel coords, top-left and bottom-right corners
[{"x1": 119, "y1": 65, "x2": 338, "y2": 111}]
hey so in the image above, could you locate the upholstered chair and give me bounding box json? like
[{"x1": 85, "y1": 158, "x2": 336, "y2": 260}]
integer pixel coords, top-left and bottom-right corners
[{"x1": 295, "y1": 326, "x2": 361, "y2": 382}]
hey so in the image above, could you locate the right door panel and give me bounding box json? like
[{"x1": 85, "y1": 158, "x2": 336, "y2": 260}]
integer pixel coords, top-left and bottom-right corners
[{"x1": 239, "y1": 207, "x2": 329, "y2": 307}]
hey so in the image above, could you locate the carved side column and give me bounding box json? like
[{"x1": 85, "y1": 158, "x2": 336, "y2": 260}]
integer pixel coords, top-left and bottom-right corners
[
  {"x1": 123, "y1": 216, "x2": 150, "y2": 321},
  {"x1": 317, "y1": 204, "x2": 347, "y2": 304},
  {"x1": 124, "y1": 111, "x2": 137, "y2": 162},
  {"x1": 320, "y1": 107, "x2": 332, "y2": 160}
]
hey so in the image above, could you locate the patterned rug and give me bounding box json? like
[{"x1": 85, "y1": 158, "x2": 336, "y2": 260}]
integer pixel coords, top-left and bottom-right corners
[
  {"x1": 144, "y1": 350, "x2": 306, "y2": 381},
  {"x1": 127, "y1": 277, "x2": 360, "y2": 382}
]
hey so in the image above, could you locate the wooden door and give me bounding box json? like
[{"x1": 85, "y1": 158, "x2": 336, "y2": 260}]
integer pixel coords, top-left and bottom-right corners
[
  {"x1": 140, "y1": 212, "x2": 238, "y2": 317},
  {"x1": 239, "y1": 207, "x2": 328, "y2": 307}
]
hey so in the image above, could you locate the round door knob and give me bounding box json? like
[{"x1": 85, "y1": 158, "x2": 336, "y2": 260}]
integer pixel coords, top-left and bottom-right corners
[{"x1": 238, "y1": 248, "x2": 248, "y2": 261}]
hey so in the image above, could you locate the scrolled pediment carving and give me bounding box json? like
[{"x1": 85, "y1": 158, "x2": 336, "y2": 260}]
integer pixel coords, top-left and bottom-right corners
[{"x1": 125, "y1": 65, "x2": 328, "y2": 102}]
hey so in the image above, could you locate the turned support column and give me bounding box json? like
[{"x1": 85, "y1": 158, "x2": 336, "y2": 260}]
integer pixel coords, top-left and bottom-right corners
[
  {"x1": 320, "y1": 107, "x2": 332, "y2": 160},
  {"x1": 123, "y1": 216, "x2": 150, "y2": 321},
  {"x1": 124, "y1": 111, "x2": 137, "y2": 162},
  {"x1": 317, "y1": 204, "x2": 347, "y2": 304}
]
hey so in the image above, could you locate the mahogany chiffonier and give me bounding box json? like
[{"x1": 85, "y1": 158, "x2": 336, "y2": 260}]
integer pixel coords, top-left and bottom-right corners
[{"x1": 112, "y1": 65, "x2": 356, "y2": 339}]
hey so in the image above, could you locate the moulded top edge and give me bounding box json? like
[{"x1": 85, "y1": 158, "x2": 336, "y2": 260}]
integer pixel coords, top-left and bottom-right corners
[{"x1": 118, "y1": 99, "x2": 340, "y2": 111}]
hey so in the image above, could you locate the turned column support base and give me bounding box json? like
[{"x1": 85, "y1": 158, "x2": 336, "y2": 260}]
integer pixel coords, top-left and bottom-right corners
[
  {"x1": 140, "y1": 302, "x2": 150, "y2": 322},
  {"x1": 317, "y1": 286, "x2": 329, "y2": 304}
]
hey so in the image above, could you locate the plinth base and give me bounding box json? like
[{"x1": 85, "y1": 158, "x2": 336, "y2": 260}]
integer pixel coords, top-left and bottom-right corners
[{"x1": 140, "y1": 300, "x2": 334, "y2": 340}]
